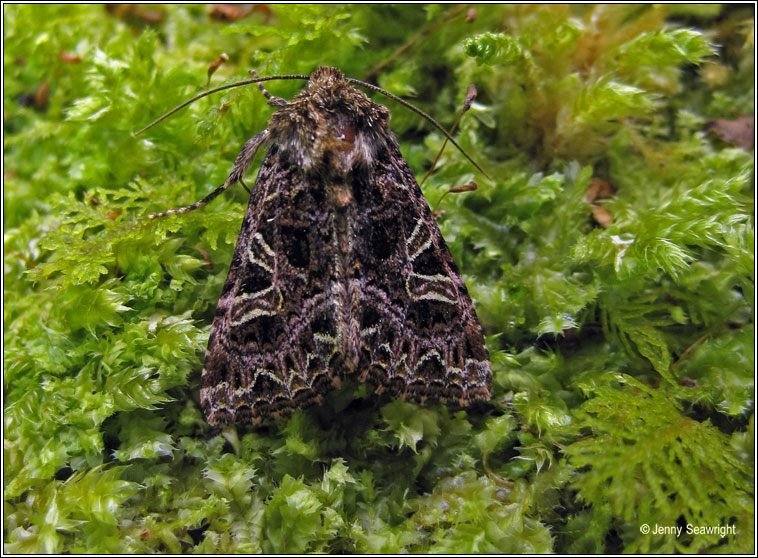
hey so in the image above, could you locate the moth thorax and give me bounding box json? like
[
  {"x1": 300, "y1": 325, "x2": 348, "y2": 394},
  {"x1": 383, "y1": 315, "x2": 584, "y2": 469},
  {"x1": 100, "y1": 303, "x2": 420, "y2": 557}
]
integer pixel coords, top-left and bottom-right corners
[{"x1": 300, "y1": 111, "x2": 380, "y2": 177}]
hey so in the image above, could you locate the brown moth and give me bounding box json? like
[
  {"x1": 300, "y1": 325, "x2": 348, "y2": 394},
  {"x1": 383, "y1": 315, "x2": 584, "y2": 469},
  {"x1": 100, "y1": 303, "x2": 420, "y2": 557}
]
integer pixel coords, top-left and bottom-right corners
[{"x1": 142, "y1": 67, "x2": 491, "y2": 424}]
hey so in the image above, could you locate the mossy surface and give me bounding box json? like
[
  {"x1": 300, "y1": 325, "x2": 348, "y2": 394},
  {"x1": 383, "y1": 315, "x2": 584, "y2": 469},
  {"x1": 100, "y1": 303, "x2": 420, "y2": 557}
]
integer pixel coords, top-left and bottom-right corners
[{"x1": 4, "y1": 4, "x2": 754, "y2": 553}]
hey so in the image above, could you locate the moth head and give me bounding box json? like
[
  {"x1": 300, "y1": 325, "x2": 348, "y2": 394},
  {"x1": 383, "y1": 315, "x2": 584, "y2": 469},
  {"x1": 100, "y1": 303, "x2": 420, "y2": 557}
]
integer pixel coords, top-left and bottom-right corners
[{"x1": 268, "y1": 67, "x2": 392, "y2": 177}]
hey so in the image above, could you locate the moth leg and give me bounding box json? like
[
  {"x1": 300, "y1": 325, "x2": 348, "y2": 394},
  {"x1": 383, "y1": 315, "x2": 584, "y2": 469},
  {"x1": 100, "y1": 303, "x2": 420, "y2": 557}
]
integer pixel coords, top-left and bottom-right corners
[
  {"x1": 149, "y1": 129, "x2": 269, "y2": 219},
  {"x1": 239, "y1": 178, "x2": 251, "y2": 194},
  {"x1": 249, "y1": 69, "x2": 287, "y2": 107}
]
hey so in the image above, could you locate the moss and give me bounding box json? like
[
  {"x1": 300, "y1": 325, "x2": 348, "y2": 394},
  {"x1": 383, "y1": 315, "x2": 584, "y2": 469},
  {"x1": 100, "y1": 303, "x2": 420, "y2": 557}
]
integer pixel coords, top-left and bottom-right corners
[{"x1": 4, "y1": 4, "x2": 754, "y2": 553}]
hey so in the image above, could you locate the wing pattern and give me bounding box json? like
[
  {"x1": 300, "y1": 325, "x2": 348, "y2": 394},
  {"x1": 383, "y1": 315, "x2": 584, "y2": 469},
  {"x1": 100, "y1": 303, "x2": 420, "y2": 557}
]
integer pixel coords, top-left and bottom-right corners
[
  {"x1": 199, "y1": 67, "x2": 491, "y2": 425},
  {"x1": 201, "y1": 137, "x2": 491, "y2": 425},
  {"x1": 352, "y1": 137, "x2": 491, "y2": 405},
  {"x1": 201, "y1": 146, "x2": 341, "y2": 424}
]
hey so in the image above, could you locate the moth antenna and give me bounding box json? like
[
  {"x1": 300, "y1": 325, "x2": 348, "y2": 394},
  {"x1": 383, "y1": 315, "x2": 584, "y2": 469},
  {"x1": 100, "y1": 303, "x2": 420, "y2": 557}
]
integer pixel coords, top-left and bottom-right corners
[
  {"x1": 134, "y1": 73, "x2": 308, "y2": 136},
  {"x1": 248, "y1": 69, "x2": 289, "y2": 107},
  {"x1": 346, "y1": 78, "x2": 491, "y2": 180},
  {"x1": 421, "y1": 84, "x2": 477, "y2": 186}
]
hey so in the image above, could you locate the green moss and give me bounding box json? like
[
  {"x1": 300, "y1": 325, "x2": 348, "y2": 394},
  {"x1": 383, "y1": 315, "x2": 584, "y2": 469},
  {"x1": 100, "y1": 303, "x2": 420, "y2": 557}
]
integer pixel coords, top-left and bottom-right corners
[{"x1": 4, "y1": 4, "x2": 753, "y2": 553}]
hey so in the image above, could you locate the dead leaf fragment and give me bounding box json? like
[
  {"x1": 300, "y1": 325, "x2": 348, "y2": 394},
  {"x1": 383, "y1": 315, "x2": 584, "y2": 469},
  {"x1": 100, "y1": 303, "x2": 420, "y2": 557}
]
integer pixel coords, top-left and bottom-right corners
[
  {"x1": 591, "y1": 205, "x2": 613, "y2": 228},
  {"x1": 705, "y1": 116, "x2": 754, "y2": 150},
  {"x1": 34, "y1": 80, "x2": 50, "y2": 110},
  {"x1": 106, "y1": 4, "x2": 164, "y2": 24},
  {"x1": 448, "y1": 180, "x2": 478, "y2": 194},
  {"x1": 208, "y1": 4, "x2": 261, "y2": 21},
  {"x1": 584, "y1": 177, "x2": 614, "y2": 203},
  {"x1": 59, "y1": 51, "x2": 82, "y2": 64}
]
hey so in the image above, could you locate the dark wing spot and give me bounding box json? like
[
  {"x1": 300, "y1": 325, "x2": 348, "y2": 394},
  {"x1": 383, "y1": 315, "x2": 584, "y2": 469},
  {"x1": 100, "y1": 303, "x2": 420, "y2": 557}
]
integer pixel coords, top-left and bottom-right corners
[
  {"x1": 243, "y1": 315, "x2": 277, "y2": 345},
  {"x1": 412, "y1": 244, "x2": 447, "y2": 276},
  {"x1": 280, "y1": 224, "x2": 310, "y2": 269},
  {"x1": 311, "y1": 311, "x2": 336, "y2": 336},
  {"x1": 369, "y1": 217, "x2": 400, "y2": 260},
  {"x1": 238, "y1": 261, "x2": 271, "y2": 295},
  {"x1": 360, "y1": 304, "x2": 381, "y2": 328},
  {"x1": 233, "y1": 366, "x2": 244, "y2": 389},
  {"x1": 416, "y1": 354, "x2": 446, "y2": 384},
  {"x1": 251, "y1": 372, "x2": 282, "y2": 399},
  {"x1": 409, "y1": 299, "x2": 456, "y2": 331}
]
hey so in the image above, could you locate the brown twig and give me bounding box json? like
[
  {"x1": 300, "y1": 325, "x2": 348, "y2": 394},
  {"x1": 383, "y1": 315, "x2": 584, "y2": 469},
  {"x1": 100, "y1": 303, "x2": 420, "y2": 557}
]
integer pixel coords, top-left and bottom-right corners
[
  {"x1": 206, "y1": 52, "x2": 229, "y2": 89},
  {"x1": 5, "y1": 250, "x2": 37, "y2": 268},
  {"x1": 187, "y1": 245, "x2": 214, "y2": 271},
  {"x1": 482, "y1": 450, "x2": 514, "y2": 488},
  {"x1": 671, "y1": 320, "x2": 728, "y2": 373},
  {"x1": 431, "y1": 180, "x2": 477, "y2": 214}
]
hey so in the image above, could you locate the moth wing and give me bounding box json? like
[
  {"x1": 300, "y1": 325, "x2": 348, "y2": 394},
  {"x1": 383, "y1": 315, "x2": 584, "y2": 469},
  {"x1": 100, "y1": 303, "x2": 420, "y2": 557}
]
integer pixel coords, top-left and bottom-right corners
[
  {"x1": 201, "y1": 149, "x2": 340, "y2": 424},
  {"x1": 354, "y1": 139, "x2": 492, "y2": 404}
]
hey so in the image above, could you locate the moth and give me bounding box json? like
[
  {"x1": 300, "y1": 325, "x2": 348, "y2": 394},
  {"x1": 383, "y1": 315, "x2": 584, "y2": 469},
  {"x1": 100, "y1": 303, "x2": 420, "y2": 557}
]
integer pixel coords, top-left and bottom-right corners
[{"x1": 140, "y1": 66, "x2": 491, "y2": 424}]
